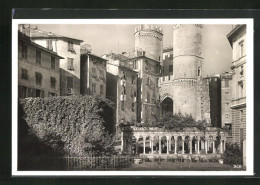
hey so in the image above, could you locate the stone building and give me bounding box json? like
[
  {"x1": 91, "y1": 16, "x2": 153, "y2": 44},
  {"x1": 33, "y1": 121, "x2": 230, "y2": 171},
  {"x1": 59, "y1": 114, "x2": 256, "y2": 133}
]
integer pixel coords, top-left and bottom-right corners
[
  {"x1": 124, "y1": 55, "x2": 161, "y2": 124},
  {"x1": 102, "y1": 53, "x2": 138, "y2": 140},
  {"x1": 162, "y1": 46, "x2": 173, "y2": 77},
  {"x1": 29, "y1": 27, "x2": 83, "y2": 96},
  {"x1": 159, "y1": 24, "x2": 206, "y2": 121},
  {"x1": 80, "y1": 51, "x2": 107, "y2": 99},
  {"x1": 120, "y1": 24, "x2": 227, "y2": 157},
  {"x1": 227, "y1": 24, "x2": 247, "y2": 149},
  {"x1": 220, "y1": 72, "x2": 233, "y2": 142},
  {"x1": 18, "y1": 31, "x2": 63, "y2": 98}
]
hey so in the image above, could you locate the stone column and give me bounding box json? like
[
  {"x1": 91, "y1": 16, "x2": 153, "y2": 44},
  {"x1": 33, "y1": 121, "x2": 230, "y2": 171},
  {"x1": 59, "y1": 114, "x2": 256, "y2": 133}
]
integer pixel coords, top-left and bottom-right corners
[
  {"x1": 197, "y1": 140, "x2": 200, "y2": 154},
  {"x1": 151, "y1": 139, "x2": 154, "y2": 154},
  {"x1": 213, "y1": 140, "x2": 216, "y2": 154},
  {"x1": 220, "y1": 140, "x2": 223, "y2": 154},
  {"x1": 159, "y1": 138, "x2": 161, "y2": 154},
  {"x1": 205, "y1": 140, "x2": 208, "y2": 154},
  {"x1": 136, "y1": 137, "x2": 139, "y2": 155},
  {"x1": 143, "y1": 138, "x2": 146, "y2": 154},
  {"x1": 223, "y1": 140, "x2": 226, "y2": 152},
  {"x1": 182, "y1": 139, "x2": 185, "y2": 154},
  {"x1": 174, "y1": 139, "x2": 177, "y2": 154},
  {"x1": 167, "y1": 138, "x2": 169, "y2": 154},
  {"x1": 169, "y1": 138, "x2": 171, "y2": 152},
  {"x1": 121, "y1": 137, "x2": 124, "y2": 152},
  {"x1": 189, "y1": 140, "x2": 192, "y2": 154}
]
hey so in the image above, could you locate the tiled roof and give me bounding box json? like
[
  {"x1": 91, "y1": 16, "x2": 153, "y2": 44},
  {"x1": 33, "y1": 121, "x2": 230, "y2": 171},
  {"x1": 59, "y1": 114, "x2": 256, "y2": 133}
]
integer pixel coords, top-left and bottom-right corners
[
  {"x1": 18, "y1": 31, "x2": 64, "y2": 59},
  {"x1": 30, "y1": 28, "x2": 84, "y2": 43}
]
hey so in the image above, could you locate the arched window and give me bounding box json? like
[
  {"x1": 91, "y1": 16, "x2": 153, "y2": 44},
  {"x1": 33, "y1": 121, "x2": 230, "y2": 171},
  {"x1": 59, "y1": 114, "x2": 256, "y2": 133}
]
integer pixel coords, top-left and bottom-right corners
[{"x1": 198, "y1": 67, "x2": 201, "y2": 76}]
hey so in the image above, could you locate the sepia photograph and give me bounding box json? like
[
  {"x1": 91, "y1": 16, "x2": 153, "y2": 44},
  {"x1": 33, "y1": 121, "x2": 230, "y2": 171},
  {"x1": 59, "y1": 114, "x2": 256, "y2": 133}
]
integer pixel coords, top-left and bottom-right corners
[{"x1": 12, "y1": 19, "x2": 253, "y2": 176}]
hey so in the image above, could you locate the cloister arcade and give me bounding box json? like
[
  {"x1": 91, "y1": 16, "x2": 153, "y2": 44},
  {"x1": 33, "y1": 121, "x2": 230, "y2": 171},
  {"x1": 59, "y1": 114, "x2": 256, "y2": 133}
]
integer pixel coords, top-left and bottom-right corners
[{"x1": 121, "y1": 127, "x2": 227, "y2": 156}]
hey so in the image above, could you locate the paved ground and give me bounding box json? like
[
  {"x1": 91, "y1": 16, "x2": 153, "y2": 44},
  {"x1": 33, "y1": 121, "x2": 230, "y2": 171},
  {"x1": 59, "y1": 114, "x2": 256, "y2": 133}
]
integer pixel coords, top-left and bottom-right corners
[{"x1": 122, "y1": 161, "x2": 245, "y2": 171}]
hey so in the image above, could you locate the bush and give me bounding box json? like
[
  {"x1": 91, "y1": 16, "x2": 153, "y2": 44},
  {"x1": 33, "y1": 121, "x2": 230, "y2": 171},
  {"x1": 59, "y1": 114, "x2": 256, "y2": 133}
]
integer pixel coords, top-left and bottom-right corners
[
  {"x1": 18, "y1": 95, "x2": 116, "y2": 158},
  {"x1": 223, "y1": 143, "x2": 243, "y2": 165}
]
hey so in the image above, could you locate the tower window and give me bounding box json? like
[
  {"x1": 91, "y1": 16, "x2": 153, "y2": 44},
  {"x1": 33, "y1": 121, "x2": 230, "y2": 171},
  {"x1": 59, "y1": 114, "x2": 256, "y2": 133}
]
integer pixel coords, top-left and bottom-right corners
[
  {"x1": 225, "y1": 79, "x2": 229, "y2": 87},
  {"x1": 198, "y1": 67, "x2": 201, "y2": 76},
  {"x1": 50, "y1": 77, "x2": 56, "y2": 88},
  {"x1": 239, "y1": 40, "x2": 245, "y2": 57},
  {"x1": 240, "y1": 65, "x2": 244, "y2": 77},
  {"x1": 67, "y1": 76, "x2": 73, "y2": 89},
  {"x1": 46, "y1": 39, "x2": 53, "y2": 50}
]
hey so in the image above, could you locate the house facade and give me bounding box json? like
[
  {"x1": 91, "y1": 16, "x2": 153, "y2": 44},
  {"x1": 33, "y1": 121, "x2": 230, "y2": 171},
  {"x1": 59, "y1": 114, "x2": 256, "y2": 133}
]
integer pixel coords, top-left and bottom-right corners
[
  {"x1": 227, "y1": 24, "x2": 247, "y2": 148},
  {"x1": 30, "y1": 28, "x2": 83, "y2": 96},
  {"x1": 18, "y1": 31, "x2": 63, "y2": 98},
  {"x1": 80, "y1": 53, "x2": 107, "y2": 99},
  {"x1": 220, "y1": 72, "x2": 233, "y2": 142}
]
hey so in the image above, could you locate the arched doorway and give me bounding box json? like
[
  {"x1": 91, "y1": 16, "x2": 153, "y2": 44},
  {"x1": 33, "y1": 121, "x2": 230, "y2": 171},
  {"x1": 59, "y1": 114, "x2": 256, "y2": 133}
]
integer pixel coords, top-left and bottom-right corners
[{"x1": 161, "y1": 97, "x2": 174, "y2": 115}]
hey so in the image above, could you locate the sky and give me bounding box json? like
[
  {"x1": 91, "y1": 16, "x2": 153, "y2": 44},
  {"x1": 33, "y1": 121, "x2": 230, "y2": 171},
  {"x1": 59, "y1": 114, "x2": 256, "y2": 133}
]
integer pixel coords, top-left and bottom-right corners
[{"x1": 34, "y1": 24, "x2": 233, "y2": 76}]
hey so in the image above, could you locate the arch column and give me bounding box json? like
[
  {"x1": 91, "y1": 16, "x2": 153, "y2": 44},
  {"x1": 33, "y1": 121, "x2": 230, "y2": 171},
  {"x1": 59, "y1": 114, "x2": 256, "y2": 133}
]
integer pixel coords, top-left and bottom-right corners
[
  {"x1": 159, "y1": 137, "x2": 161, "y2": 154},
  {"x1": 174, "y1": 138, "x2": 177, "y2": 154},
  {"x1": 197, "y1": 139, "x2": 200, "y2": 154},
  {"x1": 220, "y1": 140, "x2": 223, "y2": 154},
  {"x1": 166, "y1": 137, "x2": 169, "y2": 154},
  {"x1": 189, "y1": 139, "x2": 192, "y2": 154},
  {"x1": 135, "y1": 136, "x2": 139, "y2": 155},
  {"x1": 205, "y1": 140, "x2": 208, "y2": 154},
  {"x1": 182, "y1": 137, "x2": 185, "y2": 154},
  {"x1": 213, "y1": 140, "x2": 216, "y2": 154},
  {"x1": 169, "y1": 137, "x2": 171, "y2": 152},
  {"x1": 121, "y1": 137, "x2": 124, "y2": 152},
  {"x1": 151, "y1": 139, "x2": 154, "y2": 154},
  {"x1": 143, "y1": 137, "x2": 146, "y2": 154}
]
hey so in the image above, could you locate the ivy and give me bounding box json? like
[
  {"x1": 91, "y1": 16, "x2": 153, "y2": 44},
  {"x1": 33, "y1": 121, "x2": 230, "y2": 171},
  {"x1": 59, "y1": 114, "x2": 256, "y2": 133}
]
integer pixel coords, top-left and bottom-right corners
[{"x1": 18, "y1": 95, "x2": 116, "y2": 157}]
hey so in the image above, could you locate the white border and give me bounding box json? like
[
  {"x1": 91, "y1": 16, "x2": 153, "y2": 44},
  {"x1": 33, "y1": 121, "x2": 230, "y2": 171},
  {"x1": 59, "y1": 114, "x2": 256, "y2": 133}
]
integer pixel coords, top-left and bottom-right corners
[{"x1": 12, "y1": 18, "x2": 254, "y2": 176}]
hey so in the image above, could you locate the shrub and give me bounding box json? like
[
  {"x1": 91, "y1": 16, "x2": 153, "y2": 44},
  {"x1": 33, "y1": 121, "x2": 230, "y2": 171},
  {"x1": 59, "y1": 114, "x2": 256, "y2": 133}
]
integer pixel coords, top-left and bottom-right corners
[
  {"x1": 18, "y1": 95, "x2": 116, "y2": 157},
  {"x1": 223, "y1": 143, "x2": 243, "y2": 165}
]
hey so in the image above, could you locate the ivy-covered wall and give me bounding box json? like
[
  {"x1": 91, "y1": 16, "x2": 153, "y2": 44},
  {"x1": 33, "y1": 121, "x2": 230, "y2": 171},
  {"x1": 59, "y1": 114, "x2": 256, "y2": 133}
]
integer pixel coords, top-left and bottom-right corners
[{"x1": 18, "y1": 95, "x2": 115, "y2": 158}]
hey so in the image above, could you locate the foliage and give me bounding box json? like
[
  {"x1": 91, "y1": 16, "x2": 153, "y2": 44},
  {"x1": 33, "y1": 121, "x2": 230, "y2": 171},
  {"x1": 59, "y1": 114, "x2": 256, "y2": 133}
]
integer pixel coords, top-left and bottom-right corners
[
  {"x1": 223, "y1": 143, "x2": 243, "y2": 165},
  {"x1": 136, "y1": 112, "x2": 207, "y2": 131},
  {"x1": 18, "y1": 95, "x2": 116, "y2": 157}
]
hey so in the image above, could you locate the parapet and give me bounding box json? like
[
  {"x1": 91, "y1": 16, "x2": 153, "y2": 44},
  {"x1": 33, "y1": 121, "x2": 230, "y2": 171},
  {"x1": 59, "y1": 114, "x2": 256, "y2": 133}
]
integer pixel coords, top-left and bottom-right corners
[
  {"x1": 135, "y1": 24, "x2": 163, "y2": 35},
  {"x1": 173, "y1": 24, "x2": 203, "y2": 30}
]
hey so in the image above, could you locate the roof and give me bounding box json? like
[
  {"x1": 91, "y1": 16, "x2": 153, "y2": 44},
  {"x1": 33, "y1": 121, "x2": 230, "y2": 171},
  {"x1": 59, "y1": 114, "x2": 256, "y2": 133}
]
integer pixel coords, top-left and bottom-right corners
[
  {"x1": 103, "y1": 53, "x2": 130, "y2": 61},
  {"x1": 18, "y1": 31, "x2": 64, "y2": 59},
  {"x1": 30, "y1": 28, "x2": 84, "y2": 43},
  {"x1": 82, "y1": 53, "x2": 108, "y2": 61},
  {"x1": 226, "y1": 24, "x2": 246, "y2": 47},
  {"x1": 125, "y1": 55, "x2": 161, "y2": 64}
]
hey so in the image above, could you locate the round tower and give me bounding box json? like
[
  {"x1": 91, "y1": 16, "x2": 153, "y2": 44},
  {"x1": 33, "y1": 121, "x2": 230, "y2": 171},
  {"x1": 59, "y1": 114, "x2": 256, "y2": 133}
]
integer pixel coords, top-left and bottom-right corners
[
  {"x1": 172, "y1": 24, "x2": 204, "y2": 120},
  {"x1": 134, "y1": 24, "x2": 163, "y2": 62}
]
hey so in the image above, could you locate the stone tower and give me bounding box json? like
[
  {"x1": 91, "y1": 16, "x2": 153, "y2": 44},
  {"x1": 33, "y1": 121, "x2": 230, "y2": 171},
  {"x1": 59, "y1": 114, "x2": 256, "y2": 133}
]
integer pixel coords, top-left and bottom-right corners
[
  {"x1": 160, "y1": 24, "x2": 204, "y2": 121},
  {"x1": 172, "y1": 24, "x2": 203, "y2": 120},
  {"x1": 134, "y1": 24, "x2": 163, "y2": 62}
]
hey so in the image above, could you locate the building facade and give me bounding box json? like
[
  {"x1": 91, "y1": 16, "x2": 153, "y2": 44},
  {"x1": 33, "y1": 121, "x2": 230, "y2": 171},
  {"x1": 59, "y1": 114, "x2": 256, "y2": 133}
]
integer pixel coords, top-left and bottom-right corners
[
  {"x1": 18, "y1": 31, "x2": 63, "y2": 98},
  {"x1": 80, "y1": 53, "x2": 107, "y2": 99},
  {"x1": 29, "y1": 27, "x2": 83, "y2": 96},
  {"x1": 227, "y1": 25, "x2": 247, "y2": 148},
  {"x1": 220, "y1": 72, "x2": 233, "y2": 142}
]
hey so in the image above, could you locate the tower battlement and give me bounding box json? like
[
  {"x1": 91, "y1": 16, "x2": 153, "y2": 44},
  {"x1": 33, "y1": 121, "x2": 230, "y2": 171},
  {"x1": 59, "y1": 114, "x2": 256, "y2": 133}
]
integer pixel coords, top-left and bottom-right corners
[
  {"x1": 135, "y1": 24, "x2": 163, "y2": 35},
  {"x1": 173, "y1": 24, "x2": 203, "y2": 30}
]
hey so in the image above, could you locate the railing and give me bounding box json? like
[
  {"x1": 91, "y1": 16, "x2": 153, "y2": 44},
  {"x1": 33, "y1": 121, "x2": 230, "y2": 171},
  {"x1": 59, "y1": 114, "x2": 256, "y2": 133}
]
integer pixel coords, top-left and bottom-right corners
[{"x1": 18, "y1": 156, "x2": 133, "y2": 171}]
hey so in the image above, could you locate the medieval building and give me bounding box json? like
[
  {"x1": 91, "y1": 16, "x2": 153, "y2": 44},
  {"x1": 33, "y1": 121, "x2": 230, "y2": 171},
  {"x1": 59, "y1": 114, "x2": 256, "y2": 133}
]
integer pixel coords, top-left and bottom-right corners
[{"x1": 112, "y1": 24, "x2": 228, "y2": 157}]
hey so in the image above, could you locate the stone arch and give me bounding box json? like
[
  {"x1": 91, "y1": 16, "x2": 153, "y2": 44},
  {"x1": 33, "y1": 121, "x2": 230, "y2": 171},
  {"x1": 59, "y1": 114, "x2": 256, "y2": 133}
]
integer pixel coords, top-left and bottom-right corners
[
  {"x1": 184, "y1": 135, "x2": 191, "y2": 154},
  {"x1": 161, "y1": 96, "x2": 174, "y2": 115}
]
